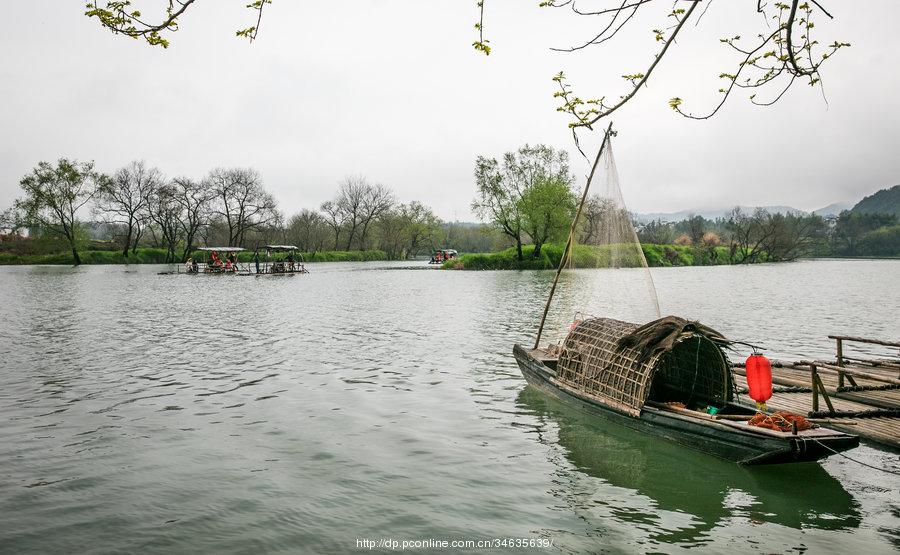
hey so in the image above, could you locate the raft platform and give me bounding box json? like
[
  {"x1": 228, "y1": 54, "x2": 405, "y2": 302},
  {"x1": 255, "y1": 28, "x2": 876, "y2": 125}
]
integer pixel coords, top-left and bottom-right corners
[{"x1": 733, "y1": 335, "x2": 900, "y2": 450}]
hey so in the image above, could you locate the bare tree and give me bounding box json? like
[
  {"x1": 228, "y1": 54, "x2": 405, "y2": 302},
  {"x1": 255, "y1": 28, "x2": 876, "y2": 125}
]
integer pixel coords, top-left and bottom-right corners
[
  {"x1": 725, "y1": 207, "x2": 777, "y2": 263},
  {"x1": 94, "y1": 160, "x2": 161, "y2": 257},
  {"x1": 757, "y1": 212, "x2": 826, "y2": 261},
  {"x1": 357, "y1": 183, "x2": 395, "y2": 250},
  {"x1": 208, "y1": 167, "x2": 278, "y2": 247},
  {"x1": 287, "y1": 209, "x2": 327, "y2": 252},
  {"x1": 320, "y1": 200, "x2": 343, "y2": 250},
  {"x1": 145, "y1": 184, "x2": 184, "y2": 262},
  {"x1": 172, "y1": 177, "x2": 214, "y2": 261},
  {"x1": 334, "y1": 176, "x2": 367, "y2": 250},
  {"x1": 16, "y1": 159, "x2": 102, "y2": 265}
]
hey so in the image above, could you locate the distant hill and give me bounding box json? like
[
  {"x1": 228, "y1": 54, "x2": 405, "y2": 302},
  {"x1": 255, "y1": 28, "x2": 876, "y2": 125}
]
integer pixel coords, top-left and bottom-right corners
[
  {"x1": 851, "y1": 185, "x2": 900, "y2": 218},
  {"x1": 624, "y1": 185, "x2": 900, "y2": 223},
  {"x1": 813, "y1": 201, "x2": 853, "y2": 217},
  {"x1": 635, "y1": 205, "x2": 805, "y2": 223}
]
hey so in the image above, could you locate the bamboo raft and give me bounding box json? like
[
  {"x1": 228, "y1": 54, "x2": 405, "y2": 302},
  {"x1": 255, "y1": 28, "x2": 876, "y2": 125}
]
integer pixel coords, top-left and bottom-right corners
[{"x1": 733, "y1": 335, "x2": 900, "y2": 450}]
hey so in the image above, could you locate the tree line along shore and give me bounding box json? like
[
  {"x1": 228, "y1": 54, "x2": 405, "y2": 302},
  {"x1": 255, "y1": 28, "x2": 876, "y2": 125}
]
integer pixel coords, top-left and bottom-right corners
[{"x1": 1, "y1": 151, "x2": 898, "y2": 268}]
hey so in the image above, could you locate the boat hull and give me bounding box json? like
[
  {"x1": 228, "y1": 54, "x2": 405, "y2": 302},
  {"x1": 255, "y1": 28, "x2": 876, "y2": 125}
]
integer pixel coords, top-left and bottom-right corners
[{"x1": 513, "y1": 344, "x2": 859, "y2": 464}]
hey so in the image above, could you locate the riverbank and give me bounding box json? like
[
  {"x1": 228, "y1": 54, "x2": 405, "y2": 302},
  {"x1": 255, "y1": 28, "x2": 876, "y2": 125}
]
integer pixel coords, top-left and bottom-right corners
[
  {"x1": 442, "y1": 243, "x2": 738, "y2": 270},
  {"x1": 0, "y1": 248, "x2": 391, "y2": 265}
]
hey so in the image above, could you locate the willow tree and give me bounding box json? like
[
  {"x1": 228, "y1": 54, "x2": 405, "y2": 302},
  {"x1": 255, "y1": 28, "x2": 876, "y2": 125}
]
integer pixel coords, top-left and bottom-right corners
[
  {"x1": 16, "y1": 159, "x2": 103, "y2": 265},
  {"x1": 83, "y1": 1, "x2": 848, "y2": 135},
  {"x1": 473, "y1": 144, "x2": 573, "y2": 261}
]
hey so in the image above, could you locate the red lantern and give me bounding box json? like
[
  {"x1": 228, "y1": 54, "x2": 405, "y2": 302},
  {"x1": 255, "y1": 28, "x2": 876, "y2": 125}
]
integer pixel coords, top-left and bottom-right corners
[{"x1": 745, "y1": 354, "x2": 773, "y2": 412}]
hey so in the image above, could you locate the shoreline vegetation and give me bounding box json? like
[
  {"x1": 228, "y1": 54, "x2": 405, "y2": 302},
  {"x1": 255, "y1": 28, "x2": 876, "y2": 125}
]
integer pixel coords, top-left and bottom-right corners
[
  {"x1": 1, "y1": 243, "x2": 896, "y2": 267},
  {"x1": 443, "y1": 243, "x2": 731, "y2": 270},
  {"x1": 0, "y1": 248, "x2": 390, "y2": 266},
  {"x1": 3, "y1": 155, "x2": 898, "y2": 270},
  {"x1": 442, "y1": 243, "x2": 899, "y2": 271}
]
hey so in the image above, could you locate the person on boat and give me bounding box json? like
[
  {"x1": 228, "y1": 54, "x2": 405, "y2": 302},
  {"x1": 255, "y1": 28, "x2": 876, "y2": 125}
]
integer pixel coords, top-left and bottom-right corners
[
  {"x1": 185, "y1": 257, "x2": 195, "y2": 273},
  {"x1": 224, "y1": 257, "x2": 233, "y2": 271},
  {"x1": 287, "y1": 252, "x2": 295, "y2": 272},
  {"x1": 191, "y1": 258, "x2": 199, "y2": 273},
  {"x1": 253, "y1": 251, "x2": 260, "y2": 274}
]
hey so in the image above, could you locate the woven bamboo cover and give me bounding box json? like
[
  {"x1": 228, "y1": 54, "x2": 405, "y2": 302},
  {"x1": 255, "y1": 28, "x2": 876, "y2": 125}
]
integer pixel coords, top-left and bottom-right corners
[{"x1": 555, "y1": 317, "x2": 731, "y2": 416}]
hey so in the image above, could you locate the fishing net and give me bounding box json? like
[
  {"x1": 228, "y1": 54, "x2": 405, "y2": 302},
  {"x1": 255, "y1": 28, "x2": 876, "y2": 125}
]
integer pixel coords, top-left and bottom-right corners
[
  {"x1": 542, "y1": 136, "x2": 661, "y2": 347},
  {"x1": 748, "y1": 411, "x2": 815, "y2": 432}
]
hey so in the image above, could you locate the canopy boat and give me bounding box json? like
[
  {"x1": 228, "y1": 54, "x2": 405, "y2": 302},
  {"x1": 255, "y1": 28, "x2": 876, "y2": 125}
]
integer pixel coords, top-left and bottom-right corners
[
  {"x1": 183, "y1": 247, "x2": 248, "y2": 275},
  {"x1": 514, "y1": 125, "x2": 858, "y2": 465},
  {"x1": 429, "y1": 249, "x2": 457, "y2": 265},
  {"x1": 255, "y1": 245, "x2": 308, "y2": 276}
]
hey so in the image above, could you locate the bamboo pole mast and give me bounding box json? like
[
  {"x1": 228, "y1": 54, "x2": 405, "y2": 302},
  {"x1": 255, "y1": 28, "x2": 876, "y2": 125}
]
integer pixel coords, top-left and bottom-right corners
[{"x1": 533, "y1": 122, "x2": 614, "y2": 350}]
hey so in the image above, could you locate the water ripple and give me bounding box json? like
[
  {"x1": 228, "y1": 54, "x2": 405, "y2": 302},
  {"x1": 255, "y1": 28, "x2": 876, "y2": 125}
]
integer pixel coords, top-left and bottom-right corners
[{"x1": 0, "y1": 260, "x2": 897, "y2": 553}]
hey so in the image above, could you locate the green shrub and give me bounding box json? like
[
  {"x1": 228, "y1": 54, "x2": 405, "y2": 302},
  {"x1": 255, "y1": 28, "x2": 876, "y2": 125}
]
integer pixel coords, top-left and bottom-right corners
[{"x1": 445, "y1": 242, "x2": 738, "y2": 270}]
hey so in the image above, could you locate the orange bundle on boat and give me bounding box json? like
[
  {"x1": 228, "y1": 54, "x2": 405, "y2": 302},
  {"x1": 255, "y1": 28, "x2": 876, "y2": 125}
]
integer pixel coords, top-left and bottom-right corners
[{"x1": 748, "y1": 411, "x2": 814, "y2": 432}]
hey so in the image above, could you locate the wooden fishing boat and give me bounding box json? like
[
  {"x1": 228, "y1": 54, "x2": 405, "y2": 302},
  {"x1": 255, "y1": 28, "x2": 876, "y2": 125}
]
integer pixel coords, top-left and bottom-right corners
[
  {"x1": 514, "y1": 317, "x2": 859, "y2": 464},
  {"x1": 515, "y1": 124, "x2": 858, "y2": 465}
]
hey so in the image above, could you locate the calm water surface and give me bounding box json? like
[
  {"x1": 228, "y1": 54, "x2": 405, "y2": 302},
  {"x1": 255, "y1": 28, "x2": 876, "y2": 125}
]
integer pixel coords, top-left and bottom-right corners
[{"x1": 1, "y1": 259, "x2": 898, "y2": 554}]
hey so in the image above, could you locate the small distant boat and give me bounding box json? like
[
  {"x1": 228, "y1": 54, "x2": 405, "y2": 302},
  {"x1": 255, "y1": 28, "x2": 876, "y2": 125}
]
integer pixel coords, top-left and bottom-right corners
[
  {"x1": 429, "y1": 249, "x2": 458, "y2": 264},
  {"x1": 176, "y1": 247, "x2": 249, "y2": 275},
  {"x1": 514, "y1": 317, "x2": 859, "y2": 464},
  {"x1": 255, "y1": 245, "x2": 309, "y2": 276},
  {"x1": 160, "y1": 245, "x2": 310, "y2": 276}
]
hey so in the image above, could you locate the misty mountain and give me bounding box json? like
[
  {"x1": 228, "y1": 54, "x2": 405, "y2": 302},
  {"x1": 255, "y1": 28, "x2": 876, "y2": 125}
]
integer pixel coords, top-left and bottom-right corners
[
  {"x1": 813, "y1": 201, "x2": 854, "y2": 217},
  {"x1": 851, "y1": 185, "x2": 900, "y2": 218},
  {"x1": 634, "y1": 205, "x2": 806, "y2": 223}
]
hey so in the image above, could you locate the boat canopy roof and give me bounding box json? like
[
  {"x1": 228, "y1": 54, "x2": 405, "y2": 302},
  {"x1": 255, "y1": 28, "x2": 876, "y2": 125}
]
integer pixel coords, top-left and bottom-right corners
[
  {"x1": 555, "y1": 316, "x2": 732, "y2": 417},
  {"x1": 197, "y1": 247, "x2": 245, "y2": 252},
  {"x1": 265, "y1": 245, "x2": 298, "y2": 252}
]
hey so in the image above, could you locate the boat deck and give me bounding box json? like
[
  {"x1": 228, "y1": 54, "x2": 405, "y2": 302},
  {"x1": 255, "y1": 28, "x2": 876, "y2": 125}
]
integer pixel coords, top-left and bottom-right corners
[{"x1": 733, "y1": 363, "x2": 900, "y2": 450}]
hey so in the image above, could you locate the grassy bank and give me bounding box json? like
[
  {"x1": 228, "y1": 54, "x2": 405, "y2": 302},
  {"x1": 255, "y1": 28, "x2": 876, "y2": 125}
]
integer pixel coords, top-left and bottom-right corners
[
  {"x1": 0, "y1": 248, "x2": 172, "y2": 265},
  {"x1": 442, "y1": 243, "x2": 736, "y2": 270},
  {"x1": 0, "y1": 248, "x2": 392, "y2": 265}
]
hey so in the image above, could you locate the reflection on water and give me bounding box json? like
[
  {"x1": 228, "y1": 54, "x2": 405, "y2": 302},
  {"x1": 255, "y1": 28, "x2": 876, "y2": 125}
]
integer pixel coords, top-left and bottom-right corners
[
  {"x1": 0, "y1": 260, "x2": 898, "y2": 554},
  {"x1": 516, "y1": 387, "x2": 861, "y2": 545}
]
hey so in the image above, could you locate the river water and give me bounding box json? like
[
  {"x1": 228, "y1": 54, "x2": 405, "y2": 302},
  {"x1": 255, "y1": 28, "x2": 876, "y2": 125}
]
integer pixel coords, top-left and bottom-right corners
[{"x1": 0, "y1": 259, "x2": 898, "y2": 554}]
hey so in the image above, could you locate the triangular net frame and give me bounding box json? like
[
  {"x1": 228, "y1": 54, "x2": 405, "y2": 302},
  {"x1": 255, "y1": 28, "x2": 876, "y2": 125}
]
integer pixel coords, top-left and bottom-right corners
[{"x1": 538, "y1": 134, "x2": 661, "y2": 348}]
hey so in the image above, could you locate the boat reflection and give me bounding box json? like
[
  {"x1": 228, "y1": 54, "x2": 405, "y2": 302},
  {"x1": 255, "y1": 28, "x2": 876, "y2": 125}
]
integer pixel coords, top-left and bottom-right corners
[{"x1": 516, "y1": 386, "x2": 861, "y2": 544}]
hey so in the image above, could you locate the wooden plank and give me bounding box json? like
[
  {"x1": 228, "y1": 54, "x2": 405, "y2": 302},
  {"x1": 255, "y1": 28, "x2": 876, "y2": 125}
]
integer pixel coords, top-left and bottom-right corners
[
  {"x1": 828, "y1": 335, "x2": 900, "y2": 348},
  {"x1": 797, "y1": 360, "x2": 900, "y2": 385}
]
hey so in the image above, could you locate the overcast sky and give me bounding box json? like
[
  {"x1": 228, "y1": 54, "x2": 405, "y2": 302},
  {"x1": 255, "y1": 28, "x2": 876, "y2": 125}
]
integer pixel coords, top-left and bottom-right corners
[{"x1": 2, "y1": 1, "x2": 898, "y2": 220}]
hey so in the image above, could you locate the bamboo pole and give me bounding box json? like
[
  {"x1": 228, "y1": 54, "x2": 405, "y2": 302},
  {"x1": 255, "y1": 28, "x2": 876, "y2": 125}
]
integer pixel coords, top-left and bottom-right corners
[{"x1": 534, "y1": 122, "x2": 614, "y2": 350}]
